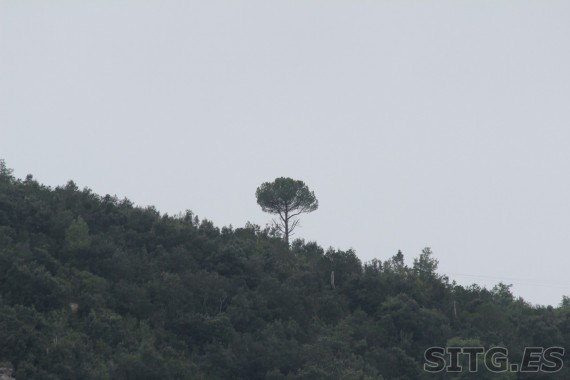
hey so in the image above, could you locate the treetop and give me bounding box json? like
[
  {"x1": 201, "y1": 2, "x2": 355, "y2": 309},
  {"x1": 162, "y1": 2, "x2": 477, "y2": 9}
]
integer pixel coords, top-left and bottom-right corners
[{"x1": 255, "y1": 177, "x2": 318, "y2": 215}]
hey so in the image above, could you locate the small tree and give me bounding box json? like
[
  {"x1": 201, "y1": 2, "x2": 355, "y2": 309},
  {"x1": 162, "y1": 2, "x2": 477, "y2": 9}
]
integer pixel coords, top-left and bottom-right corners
[
  {"x1": 65, "y1": 216, "x2": 91, "y2": 251},
  {"x1": 413, "y1": 247, "x2": 439, "y2": 279},
  {"x1": 255, "y1": 177, "x2": 318, "y2": 245},
  {"x1": 0, "y1": 159, "x2": 14, "y2": 183}
]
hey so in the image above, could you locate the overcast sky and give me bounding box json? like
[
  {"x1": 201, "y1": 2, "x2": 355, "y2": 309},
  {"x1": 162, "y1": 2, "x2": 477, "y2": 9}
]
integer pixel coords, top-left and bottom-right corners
[{"x1": 1, "y1": 1, "x2": 569, "y2": 306}]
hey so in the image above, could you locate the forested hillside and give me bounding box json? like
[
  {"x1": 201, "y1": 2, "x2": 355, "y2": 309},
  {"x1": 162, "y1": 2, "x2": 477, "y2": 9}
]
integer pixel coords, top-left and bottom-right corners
[{"x1": 0, "y1": 161, "x2": 568, "y2": 379}]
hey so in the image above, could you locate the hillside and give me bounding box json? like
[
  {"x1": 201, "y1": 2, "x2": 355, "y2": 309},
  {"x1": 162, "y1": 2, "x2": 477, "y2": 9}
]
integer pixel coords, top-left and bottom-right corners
[{"x1": 0, "y1": 161, "x2": 568, "y2": 379}]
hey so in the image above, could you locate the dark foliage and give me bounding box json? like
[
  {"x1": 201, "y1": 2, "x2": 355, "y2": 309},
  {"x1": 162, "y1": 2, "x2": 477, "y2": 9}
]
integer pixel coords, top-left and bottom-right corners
[{"x1": 0, "y1": 162, "x2": 569, "y2": 379}]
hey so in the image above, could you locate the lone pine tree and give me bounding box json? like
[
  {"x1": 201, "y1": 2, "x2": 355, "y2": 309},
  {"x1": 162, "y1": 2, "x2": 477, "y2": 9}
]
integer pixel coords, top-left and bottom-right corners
[{"x1": 255, "y1": 177, "x2": 318, "y2": 245}]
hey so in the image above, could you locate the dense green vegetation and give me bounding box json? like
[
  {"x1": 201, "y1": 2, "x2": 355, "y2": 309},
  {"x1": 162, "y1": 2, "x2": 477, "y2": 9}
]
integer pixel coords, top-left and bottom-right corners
[{"x1": 0, "y1": 161, "x2": 568, "y2": 379}]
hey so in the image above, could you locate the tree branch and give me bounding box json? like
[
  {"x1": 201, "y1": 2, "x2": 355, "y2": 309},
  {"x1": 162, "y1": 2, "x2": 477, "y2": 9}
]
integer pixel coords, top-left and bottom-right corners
[{"x1": 289, "y1": 218, "x2": 300, "y2": 233}]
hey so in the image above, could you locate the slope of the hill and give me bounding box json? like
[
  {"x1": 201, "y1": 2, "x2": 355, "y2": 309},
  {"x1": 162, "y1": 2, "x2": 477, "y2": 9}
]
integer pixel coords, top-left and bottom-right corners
[{"x1": 0, "y1": 162, "x2": 568, "y2": 379}]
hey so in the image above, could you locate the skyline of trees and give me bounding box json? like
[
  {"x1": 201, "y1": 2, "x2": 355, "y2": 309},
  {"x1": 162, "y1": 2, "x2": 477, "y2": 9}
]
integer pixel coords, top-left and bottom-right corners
[{"x1": 0, "y1": 161, "x2": 569, "y2": 379}]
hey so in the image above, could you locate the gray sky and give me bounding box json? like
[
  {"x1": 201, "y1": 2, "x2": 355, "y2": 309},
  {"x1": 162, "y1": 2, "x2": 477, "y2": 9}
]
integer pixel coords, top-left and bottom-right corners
[{"x1": 2, "y1": 1, "x2": 569, "y2": 306}]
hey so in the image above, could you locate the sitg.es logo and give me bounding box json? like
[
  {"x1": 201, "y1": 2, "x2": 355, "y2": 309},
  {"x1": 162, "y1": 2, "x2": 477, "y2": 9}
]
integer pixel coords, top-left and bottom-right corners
[{"x1": 424, "y1": 346, "x2": 565, "y2": 374}]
